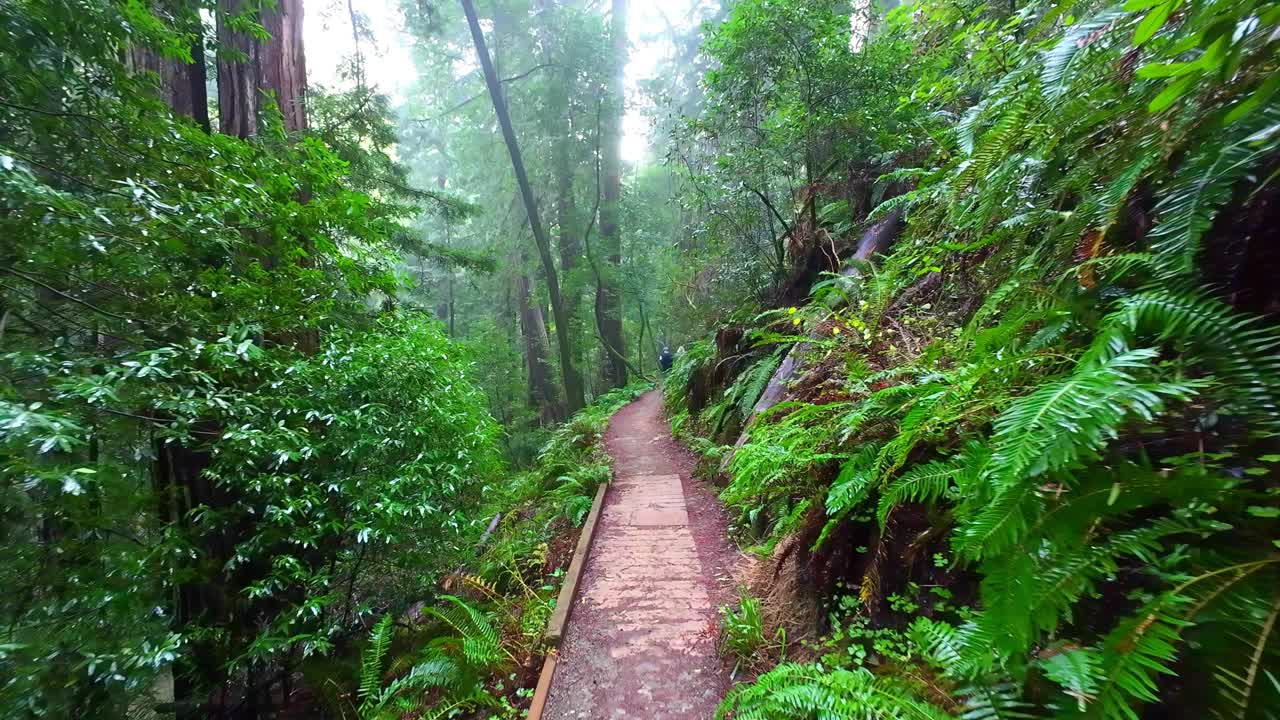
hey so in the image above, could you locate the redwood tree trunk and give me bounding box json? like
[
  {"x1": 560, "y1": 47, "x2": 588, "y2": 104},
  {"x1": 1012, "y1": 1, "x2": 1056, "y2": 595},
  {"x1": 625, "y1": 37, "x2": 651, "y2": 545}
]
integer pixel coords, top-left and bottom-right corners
[
  {"x1": 461, "y1": 0, "x2": 584, "y2": 412},
  {"x1": 216, "y1": 0, "x2": 307, "y2": 137},
  {"x1": 541, "y1": 0, "x2": 585, "y2": 408},
  {"x1": 216, "y1": 0, "x2": 257, "y2": 138},
  {"x1": 517, "y1": 261, "x2": 562, "y2": 424},
  {"x1": 258, "y1": 0, "x2": 308, "y2": 131},
  {"x1": 597, "y1": 0, "x2": 627, "y2": 389},
  {"x1": 130, "y1": 7, "x2": 210, "y2": 132}
]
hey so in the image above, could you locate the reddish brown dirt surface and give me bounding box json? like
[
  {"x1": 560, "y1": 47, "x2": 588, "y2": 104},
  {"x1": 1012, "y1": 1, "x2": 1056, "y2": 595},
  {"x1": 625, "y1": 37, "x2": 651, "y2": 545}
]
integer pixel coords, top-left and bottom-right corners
[{"x1": 543, "y1": 390, "x2": 743, "y2": 719}]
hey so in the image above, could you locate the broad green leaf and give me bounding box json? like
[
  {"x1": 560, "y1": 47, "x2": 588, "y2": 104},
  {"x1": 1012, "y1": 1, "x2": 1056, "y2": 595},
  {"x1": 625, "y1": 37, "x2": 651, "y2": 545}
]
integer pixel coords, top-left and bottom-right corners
[
  {"x1": 1148, "y1": 74, "x2": 1197, "y2": 112},
  {"x1": 1133, "y1": 0, "x2": 1177, "y2": 46},
  {"x1": 1225, "y1": 72, "x2": 1280, "y2": 125},
  {"x1": 1135, "y1": 61, "x2": 1200, "y2": 78}
]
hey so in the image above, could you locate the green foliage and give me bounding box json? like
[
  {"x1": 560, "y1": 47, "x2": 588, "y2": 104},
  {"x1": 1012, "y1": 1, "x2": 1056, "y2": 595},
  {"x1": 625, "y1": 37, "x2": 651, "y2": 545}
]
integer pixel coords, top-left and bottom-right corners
[
  {"x1": 355, "y1": 598, "x2": 505, "y2": 720},
  {"x1": 692, "y1": 0, "x2": 1280, "y2": 717},
  {"x1": 720, "y1": 592, "x2": 768, "y2": 665},
  {"x1": 716, "y1": 663, "x2": 953, "y2": 720},
  {"x1": 0, "y1": 1, "x2": 513, "y2": 715}
]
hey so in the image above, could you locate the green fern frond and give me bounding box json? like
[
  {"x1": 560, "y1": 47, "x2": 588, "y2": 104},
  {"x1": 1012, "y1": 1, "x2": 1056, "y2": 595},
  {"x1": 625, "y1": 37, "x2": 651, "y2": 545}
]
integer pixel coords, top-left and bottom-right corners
[
  {"x1": 1092, "y1": 602, "x2": 1189, "y2": 720},
  {"x1": 1096, "y1": 288, "x2": 1280, "y2": 426},
  {"x1": 422, "y1": 595, "x2": 504, "y2": 667},
  {"x1": 958, "y1": 348, "x2": 1201, "y2": 557},
  {"x1": 359, "y1": 614, "x2": 395, "y2": 706},
  {"x1": 910, "y1": 617, "x2": 982, "y2": 677},
  {"x1": 1039, "y1": 646, "x2": 1102, "y2": 713},
  {"x1": 1148, "y1": 109, "x2": 1280, "y2": 279},
  {"x1": 877, "y1": 459, "x2": 958, "y2": 525},
  {"x1": 956, "y1": 93, "x2": 1032, "y2": 190},
  {"x1": 1212, "y1": 590, "x2": 1280, "y2": 720},
  {"x1": 716, "y1": 663, "x2": 953, "y2": 720},
  {"x1": 826, "y1": 444, "x2": 882, "y2": 517},
  {"x1": 958, "y1": 679, "x2": 1038, "y2": 720},
  {"x1": 1040, "y1": 6, "x2": 1128, "y2": 98}
]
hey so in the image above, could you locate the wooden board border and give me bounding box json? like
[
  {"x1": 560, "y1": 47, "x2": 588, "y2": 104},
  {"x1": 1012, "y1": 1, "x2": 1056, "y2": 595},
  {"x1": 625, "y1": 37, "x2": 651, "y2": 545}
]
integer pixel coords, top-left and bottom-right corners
[
  {"x1": 529, "y1": 480, "x2": 608, "y2": 719},
  {"x1": 544, "y1": 481, "x2": 608, "y2": 644}
]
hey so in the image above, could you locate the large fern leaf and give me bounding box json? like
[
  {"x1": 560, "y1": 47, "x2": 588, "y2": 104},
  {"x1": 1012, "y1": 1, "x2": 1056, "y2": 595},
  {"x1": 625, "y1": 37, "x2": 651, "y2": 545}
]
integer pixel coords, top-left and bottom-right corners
[
  {"x1": 877, "y1": 459, "x2": 958, "y2": 525},
  {"x1": 1040, "y1": 6, "x2": 1128, "y2": 98},
  {"x1": 1212, "y1": 591, "x2": 1280, "y2": 720},
  {"x1": 957, "y1": 349, "x2": 1200, "y2": 557},
  {"x1": 1098, "y1": 288, "x2": 1280, "y2": 426},
  {"x1": 1148, "y1": 111, "x2": 1280, "y2": 279},
  {"x1": 716, "y1": 663, "x2": 953, "y2": 720},
  {"x1": 359, "y1": 614, "x2": 395, "y2": 706}
]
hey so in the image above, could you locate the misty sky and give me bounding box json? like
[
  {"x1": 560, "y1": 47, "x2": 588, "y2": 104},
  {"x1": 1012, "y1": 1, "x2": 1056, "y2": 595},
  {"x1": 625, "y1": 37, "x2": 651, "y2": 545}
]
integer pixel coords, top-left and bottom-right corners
[{"x1": 304, "y1": 0, "x2": 705, "y2": 163}]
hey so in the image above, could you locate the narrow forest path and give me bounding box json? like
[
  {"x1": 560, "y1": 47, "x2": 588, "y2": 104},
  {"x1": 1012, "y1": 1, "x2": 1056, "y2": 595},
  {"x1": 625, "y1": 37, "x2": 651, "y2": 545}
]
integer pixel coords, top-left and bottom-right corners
[{"x1": 543, "y1": 390, "x2": 740, "y2": 719}]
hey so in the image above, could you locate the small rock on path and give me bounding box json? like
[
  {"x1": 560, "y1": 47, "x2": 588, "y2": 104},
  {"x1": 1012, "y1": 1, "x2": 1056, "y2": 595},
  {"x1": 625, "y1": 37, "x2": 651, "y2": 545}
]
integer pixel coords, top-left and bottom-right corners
[{"x1": 543, "y1": 390, "x2": 741, "y2": 720}]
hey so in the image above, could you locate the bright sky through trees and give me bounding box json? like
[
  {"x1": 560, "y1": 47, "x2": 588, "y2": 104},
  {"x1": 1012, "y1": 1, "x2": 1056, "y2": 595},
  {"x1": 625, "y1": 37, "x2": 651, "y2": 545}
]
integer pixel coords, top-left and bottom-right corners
[{"x1": 304, "y1": 0, "x2": 703, "y2": 163}]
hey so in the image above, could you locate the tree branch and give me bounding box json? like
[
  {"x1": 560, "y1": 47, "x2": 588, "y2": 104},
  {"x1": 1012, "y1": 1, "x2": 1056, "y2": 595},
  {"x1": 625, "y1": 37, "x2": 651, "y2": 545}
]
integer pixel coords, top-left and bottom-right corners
[{"x1": 413, "y1": 63, "x2": 559, "y2": 121}]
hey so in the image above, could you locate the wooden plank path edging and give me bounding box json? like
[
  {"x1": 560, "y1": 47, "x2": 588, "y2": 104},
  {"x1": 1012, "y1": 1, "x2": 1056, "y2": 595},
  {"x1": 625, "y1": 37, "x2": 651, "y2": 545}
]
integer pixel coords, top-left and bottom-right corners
[
  {"x1": 526, "y1": 652, "x2": 557, "y2": 720},
  {"x1": 528, "y1": 480, "x2": 608, "y2": 720}
]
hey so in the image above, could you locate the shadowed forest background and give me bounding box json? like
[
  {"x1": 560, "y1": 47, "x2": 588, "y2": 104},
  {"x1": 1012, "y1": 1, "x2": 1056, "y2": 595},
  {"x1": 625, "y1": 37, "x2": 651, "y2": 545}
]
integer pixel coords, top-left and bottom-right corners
[{"x1": 1, "y1": 0, "x2": 1278, "y2": 718}]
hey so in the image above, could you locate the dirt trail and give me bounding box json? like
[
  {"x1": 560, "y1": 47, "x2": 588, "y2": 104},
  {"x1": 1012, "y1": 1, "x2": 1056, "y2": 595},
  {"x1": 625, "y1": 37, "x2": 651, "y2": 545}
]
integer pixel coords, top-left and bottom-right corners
[{"x1": 543, "y1": 389, "x2": 740, "y2": 719}]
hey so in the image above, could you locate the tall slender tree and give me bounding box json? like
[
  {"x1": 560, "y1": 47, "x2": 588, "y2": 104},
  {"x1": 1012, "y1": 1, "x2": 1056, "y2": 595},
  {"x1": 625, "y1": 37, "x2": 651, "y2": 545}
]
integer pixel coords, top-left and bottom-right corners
[
  {"x1": 537, "y1": 0, "x2": 585, "y2": 387},
  {"x1": 597, "y1": 0, "x2": 627, "y2": 388},
  {"x1": 460, "y1": 0, "x2": 585, "y2": 412}
]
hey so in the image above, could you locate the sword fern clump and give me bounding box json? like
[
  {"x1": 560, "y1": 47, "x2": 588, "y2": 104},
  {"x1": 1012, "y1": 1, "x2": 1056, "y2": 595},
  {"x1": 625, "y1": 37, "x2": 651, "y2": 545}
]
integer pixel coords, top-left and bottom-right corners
[{"x1": 688, "y1": 0, "x2": 1280, "y2": 717}]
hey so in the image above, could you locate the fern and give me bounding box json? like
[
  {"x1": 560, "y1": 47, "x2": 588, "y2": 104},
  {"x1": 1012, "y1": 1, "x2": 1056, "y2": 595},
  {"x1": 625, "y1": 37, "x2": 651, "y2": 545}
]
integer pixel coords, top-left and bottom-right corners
[
  {"x1": 1094, "y1": 288, "x2": 1280, "y2": 426},
  {"x1": 1148, "y1": 109, "x2": 1280, "y2": 279},
  {"x1": 1040, "y1": 6, "x2": 1128, "y2": 98},
  {"x1": 421, "y1": 595, "x2": 505, "y2": 667},
  {"x1": 958, "y1": 680, "x2": 1038, "y2": 720},
  {"x1": 716, "y1": 664, "x2": 953, "y2": 720},
  {"x1": 876, "y1": 459, "x2": 958, "y2": 525},
  {"x1": 958, "y1": 348, "x2": 1202, "y2": 557},
  {"x1": 1212, "y1": 591, "x2": 1280, "y2": 720},
  {"x1": 1091, "y1": 605, "x2": 1187, "y2": 720},
  {"x1": 1039, "y1": 647, "x2": 1102, "y2": 713},
  {"x1": 824, "y1": 444, "x2": 882, "y2": 517},
  {"x1": 359, "y1": 614, "x2": 394, "y2": 708}
]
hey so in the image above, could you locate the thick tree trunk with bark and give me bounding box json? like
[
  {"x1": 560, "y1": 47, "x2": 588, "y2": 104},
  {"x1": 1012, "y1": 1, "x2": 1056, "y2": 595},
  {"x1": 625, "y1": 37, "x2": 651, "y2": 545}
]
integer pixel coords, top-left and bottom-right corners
[
  {"x1": 258, "y1": 0, "x2": 308, "y2": 131},
  {"x1": 216, "y1": 0, "x2": 257, "y2": 138},
  {"x1": 537, "y1": 0, "x2": 586, "y2": 407},
  {"x1": 216, "y1": 0, "x2": 307, "y2": 137},
  {"x1": 461, "y1": 0, "x2": 584, "y2": 412},
  {"x1": 130, "y1": 7, "x2": 210, "y2": 132},
  {"x1": 596, "y1": 0, "x2": 627, "y2": 389}
]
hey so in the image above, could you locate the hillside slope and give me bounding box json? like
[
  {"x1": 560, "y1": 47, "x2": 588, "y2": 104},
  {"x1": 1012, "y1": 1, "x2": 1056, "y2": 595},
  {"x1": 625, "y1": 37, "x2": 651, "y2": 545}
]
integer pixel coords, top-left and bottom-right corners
[{"x1": 664, "y1": 0, "x2": 1280, "y2": 717}]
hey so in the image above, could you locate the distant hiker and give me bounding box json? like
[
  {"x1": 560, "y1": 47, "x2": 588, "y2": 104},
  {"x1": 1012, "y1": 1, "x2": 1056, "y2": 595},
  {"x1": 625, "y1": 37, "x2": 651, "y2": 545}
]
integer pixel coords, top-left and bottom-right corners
[{"x1": 658, "y1": 346, "x2": 673, "y2": 373}]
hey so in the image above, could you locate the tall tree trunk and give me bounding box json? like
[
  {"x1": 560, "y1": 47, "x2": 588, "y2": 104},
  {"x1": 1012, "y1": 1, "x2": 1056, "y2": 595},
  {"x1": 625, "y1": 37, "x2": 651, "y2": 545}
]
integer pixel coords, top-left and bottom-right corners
[
  {"x1": 258, "y1": 0, "x2": 307, "y2": 131},
  {"x1": 216, "y1": 0, "x2": 307, "y2": 137},
  {"x1": 517, "y1": 258, "x2": 562, "y2": 424},
  {"x1": 130, "y1": 6, "x2": 210, "y2": 132},
  {"x1": 137, "y1": 12, "x2": 219, "y2": 718},
  {"x1": 216, "y1": 0, "x2": 257, "y2": 138},
  {"x1": 461, "y1": 0, "x2": 584, "y2": 412},
  {"x1": 538, "y1": 0, "x2": 584, "y2": 396},
  {"x1": 161, "y1": 6, "x2": 310, "y2": 716},
  {"x1": 597, "y1": 0, "x2": 627, "y2": 389}
]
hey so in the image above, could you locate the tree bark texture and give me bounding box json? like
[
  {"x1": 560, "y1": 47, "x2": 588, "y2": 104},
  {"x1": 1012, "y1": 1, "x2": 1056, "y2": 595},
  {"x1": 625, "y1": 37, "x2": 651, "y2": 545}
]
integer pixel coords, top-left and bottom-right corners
[
  {"x1": 216, "y1": 0, "x2": 307, "y2": 137},
  {"x1": 130, "y1": 6, "x2": 210, "y2": 132},
  {"x1": 517, "y1": 263, "x2": 563, "y2": 424}
]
